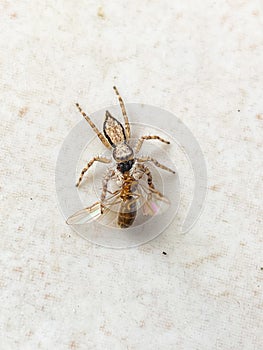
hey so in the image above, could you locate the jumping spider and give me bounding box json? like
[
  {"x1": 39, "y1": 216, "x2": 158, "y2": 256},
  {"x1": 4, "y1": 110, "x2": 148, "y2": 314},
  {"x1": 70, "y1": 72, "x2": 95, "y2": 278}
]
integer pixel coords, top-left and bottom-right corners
[{"x1": 71, "y1": 86, "x2": 175, "y2": 227}]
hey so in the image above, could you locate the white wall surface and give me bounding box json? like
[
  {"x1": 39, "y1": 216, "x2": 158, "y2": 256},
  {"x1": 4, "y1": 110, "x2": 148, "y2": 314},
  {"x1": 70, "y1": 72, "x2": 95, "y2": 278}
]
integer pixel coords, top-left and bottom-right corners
[{"x1": 0, "y1": 1, "x2": 262, "y2": 349}]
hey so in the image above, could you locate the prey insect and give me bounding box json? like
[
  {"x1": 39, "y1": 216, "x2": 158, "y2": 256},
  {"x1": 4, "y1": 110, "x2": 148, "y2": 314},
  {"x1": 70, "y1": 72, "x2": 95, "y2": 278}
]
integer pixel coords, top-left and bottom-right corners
[{"x1": 67, "y1": 86, "x2": 175, "y2": 228}]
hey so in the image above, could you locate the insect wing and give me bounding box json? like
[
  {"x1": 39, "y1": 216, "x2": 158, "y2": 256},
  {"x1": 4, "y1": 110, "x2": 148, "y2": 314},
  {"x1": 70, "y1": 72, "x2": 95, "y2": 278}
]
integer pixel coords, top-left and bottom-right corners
[
  {"x1": 66, "y1": 202, "x2": 102, "y2": 225},
  {"x1": 67, "y1": 191, "x2": 122, "y2": 226},
  {"x1": 139, "y1": 185, "x2": 170, "y2": 217}
]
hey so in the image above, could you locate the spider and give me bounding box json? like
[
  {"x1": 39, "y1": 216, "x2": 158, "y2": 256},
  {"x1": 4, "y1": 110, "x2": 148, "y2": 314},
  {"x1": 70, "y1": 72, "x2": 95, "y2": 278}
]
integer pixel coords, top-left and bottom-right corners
[{"x1": 73, "y1": 86, "x2": 175, "y2": 226}]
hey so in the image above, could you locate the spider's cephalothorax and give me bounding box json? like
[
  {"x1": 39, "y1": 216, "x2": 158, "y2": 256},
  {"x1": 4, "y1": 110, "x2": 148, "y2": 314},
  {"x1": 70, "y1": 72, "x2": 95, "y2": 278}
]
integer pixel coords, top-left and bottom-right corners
[{"x1": 72, "y1": 86, "x2": 176, "y2": 228}]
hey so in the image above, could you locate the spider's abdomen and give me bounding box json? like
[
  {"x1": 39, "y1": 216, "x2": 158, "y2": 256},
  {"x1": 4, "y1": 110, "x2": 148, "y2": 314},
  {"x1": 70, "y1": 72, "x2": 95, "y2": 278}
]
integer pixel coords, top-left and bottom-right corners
[{"x1": 103, "y1": 110, "x2": 126, "y2": 146}]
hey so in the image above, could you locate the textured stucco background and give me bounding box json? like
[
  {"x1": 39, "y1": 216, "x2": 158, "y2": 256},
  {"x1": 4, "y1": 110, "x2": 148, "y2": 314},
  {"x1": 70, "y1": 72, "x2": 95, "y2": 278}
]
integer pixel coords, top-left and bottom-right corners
[{"x1": 0, "y1": 1, "x2": 263, "y2": 349}]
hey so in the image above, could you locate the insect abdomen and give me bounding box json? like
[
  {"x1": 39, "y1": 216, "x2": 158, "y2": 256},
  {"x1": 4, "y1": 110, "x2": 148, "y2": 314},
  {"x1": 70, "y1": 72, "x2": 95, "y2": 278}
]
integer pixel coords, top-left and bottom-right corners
[{"x1": 118, "y1": 199, "x2": 137, "y2": 228}]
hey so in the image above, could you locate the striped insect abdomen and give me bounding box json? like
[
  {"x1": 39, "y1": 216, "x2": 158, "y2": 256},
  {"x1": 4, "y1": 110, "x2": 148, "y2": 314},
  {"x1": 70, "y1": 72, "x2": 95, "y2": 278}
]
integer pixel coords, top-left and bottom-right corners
[{"x1": 117, "y1": 197, "x2": 137, "y2": 228}]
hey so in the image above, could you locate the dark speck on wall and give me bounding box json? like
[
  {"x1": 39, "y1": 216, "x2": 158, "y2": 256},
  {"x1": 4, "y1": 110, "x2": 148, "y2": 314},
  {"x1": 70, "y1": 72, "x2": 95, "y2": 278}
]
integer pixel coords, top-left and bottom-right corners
[{"x1": 162, "y1": 251, "x2": 167, "y2": 255}]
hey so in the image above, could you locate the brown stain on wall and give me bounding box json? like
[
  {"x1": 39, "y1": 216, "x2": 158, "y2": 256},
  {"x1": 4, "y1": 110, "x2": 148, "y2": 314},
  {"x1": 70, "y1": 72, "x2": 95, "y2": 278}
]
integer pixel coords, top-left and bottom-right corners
[
  {"x1": 209, "y1": 184, "x2": 221, "y2": 192},
  {"x1": 97, "y1": 7, "x2": 105, "y2": 19},
  {"x1": 100, "y1": 321, "x2": 112, "y2": 336},
  {"x1": 221, "y1": 15, "x2": 228, "y2": 24},
  {"x1": 176, "y1": 13, "x2": 183, "y2": 20},
  {"x1": 10, "y1": 12, "x2": 17, "y2": 19},
  {"x1": 185, "y1": 252, "x2": 222, "y2": 268},
  {"x1": 215, "y1": 290, "x2": 230, "y2": 298},
  {"x1": 19, "y1": 107, "x2": 29, "y2": 118},
  {"x1": 69, "y1": 341, "x2": 77, "y2": 349},
  {"x1": 44, "y1": 293, "x2": 58, "y2": 300},
  {"x1": 13, "y1": 267, "x2": 23, "y2": 273},
  {"x1": 164, "y1": 321, "x2": 174, "y2": 330},
  {"x1": 139, "y1": 320, "x2": 145, "y2": 328},
  {"x1": 26, "y1": 330, "x2": 33, "y2": 338},
  {"x1": 256, "y1": 114, "x2": 263, "y2": 120}
]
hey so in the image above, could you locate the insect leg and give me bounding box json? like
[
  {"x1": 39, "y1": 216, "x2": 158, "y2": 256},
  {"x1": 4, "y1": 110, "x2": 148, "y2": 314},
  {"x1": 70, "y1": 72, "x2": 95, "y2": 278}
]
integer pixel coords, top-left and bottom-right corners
[
  {"x1": 135, "y1": 135, "x2": 170, "y2": 153},
  {"x1": 113, "y1": 86, "x2": 130, "y2": 139},
  {"x1": 100, "y1": 169, "x2": 116, "y2": 205},
  {"x1": 76, "y1": 103, "x2": 111, "y2": 149},
  {"x1": 136, "y1": 156, "x2": 176, "y2": 174},
  {"x1": 76, "y1": 156, "x2": 111, "y2": 187}
]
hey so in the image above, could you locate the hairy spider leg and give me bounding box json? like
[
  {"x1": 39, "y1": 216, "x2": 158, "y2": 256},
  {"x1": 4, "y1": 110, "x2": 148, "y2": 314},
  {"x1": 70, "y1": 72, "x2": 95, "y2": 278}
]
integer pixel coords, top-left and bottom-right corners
[
  {"x1": 136, "y1": 163, "x2": 156, "y2": 190},
  {"x1": 136, "y1": 156, "x2": 176, "y2": 174},
  {"x1": 76, "y1": 103, "x2": 111, "y2": 149},
  {"x1": 113, "y1": 86, "x2": 131, "y2": 140},
  {"x1": 76, "y1": 156, "x2": 111, "y2": 187},
  {"x1": 135, "y1": 135, "x2": 170, "y2": 153}
]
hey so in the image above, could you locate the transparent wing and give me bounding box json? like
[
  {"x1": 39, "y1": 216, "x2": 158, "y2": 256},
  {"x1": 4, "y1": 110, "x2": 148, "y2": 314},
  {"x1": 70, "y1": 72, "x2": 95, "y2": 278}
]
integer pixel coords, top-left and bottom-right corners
[
  {"x1": 66, "y1": 190, "x2": 122, "y2": 226},
  {"x1": 138, "y1": 184, "x2": 170, "y2": 216},
  {"x1": 66, "y1": 202, "x2": 102, "y2": 225},
  {"x1": 66, "y1": 182, "x2": 170, "y2": 226}
]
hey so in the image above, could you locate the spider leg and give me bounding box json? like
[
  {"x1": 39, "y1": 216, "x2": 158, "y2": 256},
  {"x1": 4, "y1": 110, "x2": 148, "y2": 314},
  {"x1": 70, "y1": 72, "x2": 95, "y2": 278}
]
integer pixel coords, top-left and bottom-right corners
[
  {"x1": 76, "y1": 156, "x2": 111, "y2": 187},
  {"x1": 135, "y1": 135, "x2": 170, "y2": 153},
  {"x1": 136, "y1": 156, "x2": 176, "y2": 174},
  {"x1": 113, "y1": 86, "x2": 131, "y2": 139},
  {"x1": 136, "y1": 163, "x2": 155, "y2": 190},
  {"x1": 137, "y1": 164, "x2": 167, "y2": 199},
  {"x1": 76, "y1": 103, "x2": 111, "y2": 149}
]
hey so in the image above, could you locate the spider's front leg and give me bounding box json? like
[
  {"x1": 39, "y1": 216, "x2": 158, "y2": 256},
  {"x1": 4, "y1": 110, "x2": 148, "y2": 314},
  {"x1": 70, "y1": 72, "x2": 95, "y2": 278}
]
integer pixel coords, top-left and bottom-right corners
[
  {"x1": 136, "y1": 156, "x2": 176, "y2": 174},
  {"x1": 76, "y1": 156, "x2": 111, "y2": 187},
  {"x1": 135, "y1": 135, "x2": 170, "y2": 153}
]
